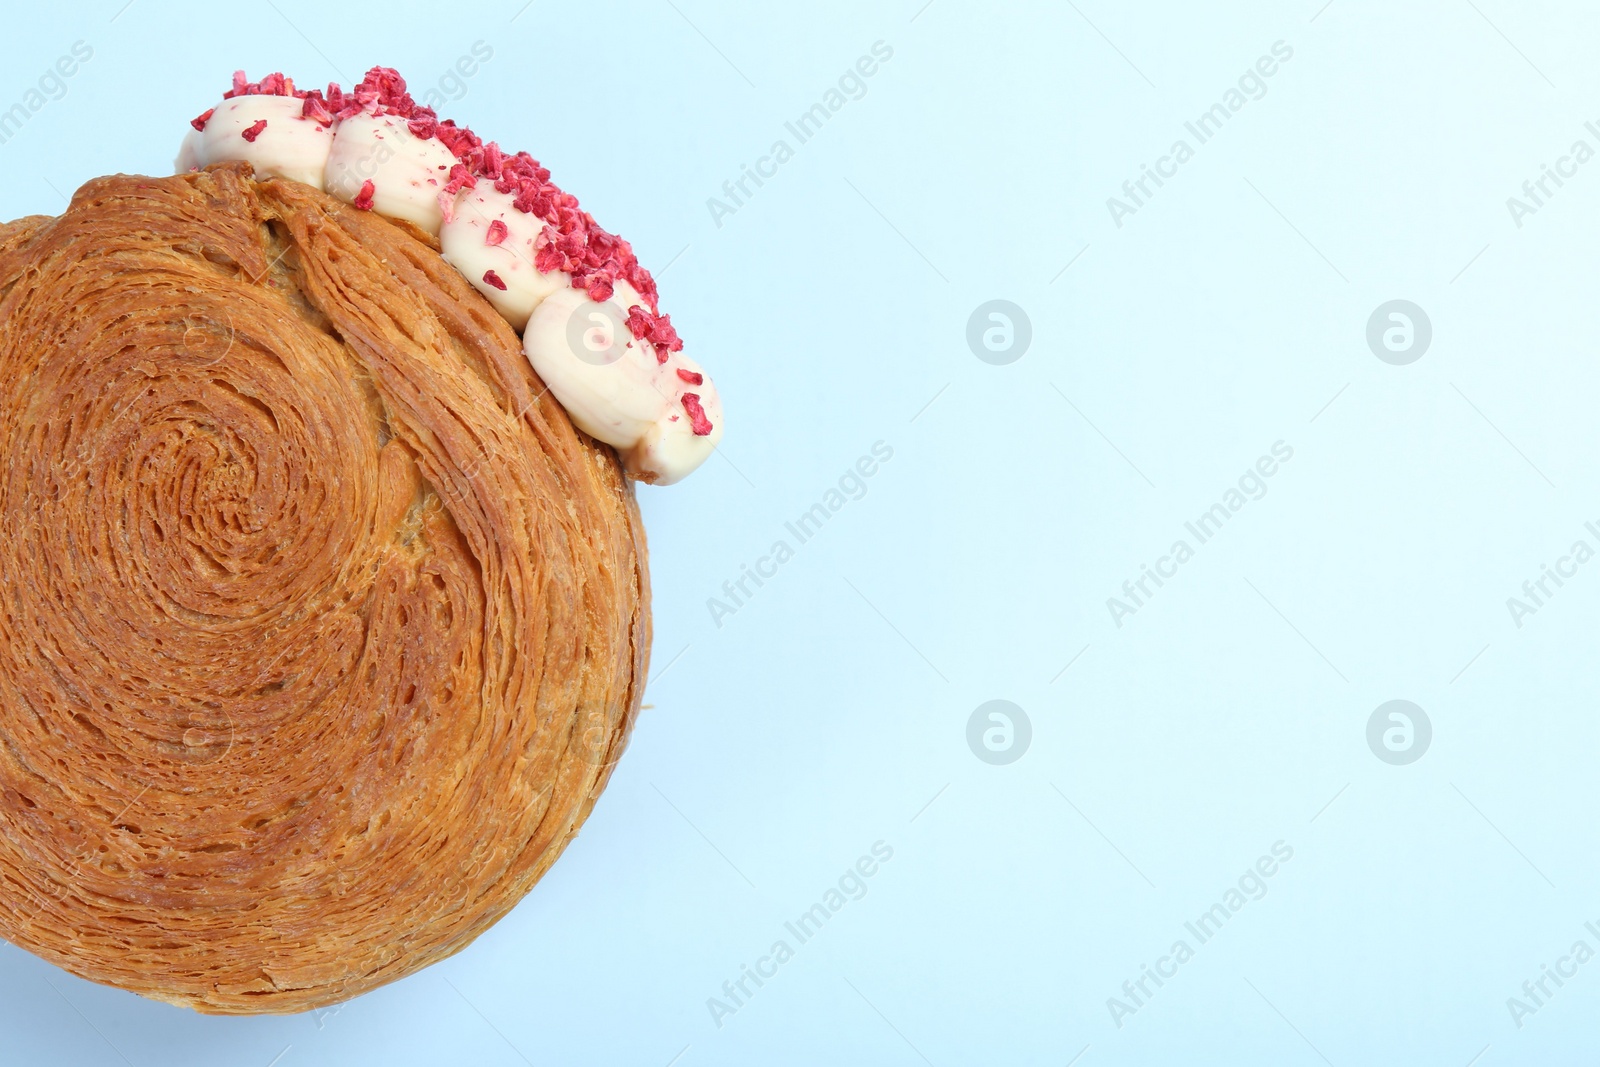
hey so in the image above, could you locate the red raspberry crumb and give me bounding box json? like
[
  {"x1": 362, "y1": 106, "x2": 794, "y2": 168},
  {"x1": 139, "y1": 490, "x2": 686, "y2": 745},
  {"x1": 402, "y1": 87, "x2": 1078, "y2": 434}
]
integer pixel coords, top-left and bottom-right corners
[
  {"x1": 407, "y1": 109, "x2": 438, "y2": 139},
  {"x1": 534, "y1": 241, "x2": 566, "y2": 274},
  {"x1": 481, "y1": 142, "x2": 504, "y2": 179},
  {"x1": 353, "y1": 180, "x2": 376, "y2": 210},
  {"x1": 625, "y1": 305, "x2": 682, "y2": 359},
  {"x1": 676, "y1": 368, "x2": 703, "y2": 385},
  {"x1": 301, "y1": 93, "x2": 334, "y2": 125},
  {"x1": 241, "y1": 119, "x2": 268, "y2": 142},
  {"x1": 441, "y1": 163, "x2": 477, "y2": 197},
  {"x1": 226, "y1": 71, "x2": 294, "y2": 99},
  {"x1": 191, "y1": 108, "x2": 214, "y2": 132},
  {"x1": 485, "y1": 220, "x2": 508, "y2": 246},
  {"x1": 483, "y1": 270, "x2": 507, "y2": 291},
  {"x1": 352, "y1": 66, "x2": 415, "y2": 117},
  {"x1": 681, "y1": 394, "x2": 713, "y2": 436}
]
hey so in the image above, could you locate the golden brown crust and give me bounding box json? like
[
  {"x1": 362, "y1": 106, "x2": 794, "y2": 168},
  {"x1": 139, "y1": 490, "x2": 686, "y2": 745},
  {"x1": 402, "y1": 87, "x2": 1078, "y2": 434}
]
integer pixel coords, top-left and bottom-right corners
[{"x1": 0, "y1": 163, "x2": 650, "y2": 1014}]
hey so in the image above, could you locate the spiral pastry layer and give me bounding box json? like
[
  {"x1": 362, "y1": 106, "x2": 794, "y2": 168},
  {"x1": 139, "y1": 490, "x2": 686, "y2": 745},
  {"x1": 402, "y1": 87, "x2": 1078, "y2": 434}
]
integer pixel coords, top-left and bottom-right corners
[{"x1": 0, "y1": 162, "x2": 650, "y2": 1014}]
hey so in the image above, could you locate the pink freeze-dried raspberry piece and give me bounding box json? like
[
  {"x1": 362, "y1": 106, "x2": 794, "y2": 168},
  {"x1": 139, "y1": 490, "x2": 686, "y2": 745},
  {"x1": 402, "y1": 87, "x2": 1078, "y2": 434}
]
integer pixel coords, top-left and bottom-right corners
[
  {"x1": 681, "y1": 394, "x2": 713, "y2": 436},
  {"x1": 301, "y1": 93, "x2": 334, "y2": 126}
]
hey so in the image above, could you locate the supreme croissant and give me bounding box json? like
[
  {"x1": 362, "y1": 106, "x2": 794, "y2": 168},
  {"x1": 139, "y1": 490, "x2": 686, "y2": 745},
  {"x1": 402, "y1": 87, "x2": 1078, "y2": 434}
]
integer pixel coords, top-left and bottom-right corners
[{"x1": 0, "y1": 65, "x2": 693, "y2": 1013}]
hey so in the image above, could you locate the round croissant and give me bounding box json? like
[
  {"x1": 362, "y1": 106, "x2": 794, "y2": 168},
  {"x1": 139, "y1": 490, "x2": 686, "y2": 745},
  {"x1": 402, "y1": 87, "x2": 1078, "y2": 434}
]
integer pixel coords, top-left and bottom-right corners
[{"x1": 0, "y1": 162, "x2": 650, "y2": 1014}]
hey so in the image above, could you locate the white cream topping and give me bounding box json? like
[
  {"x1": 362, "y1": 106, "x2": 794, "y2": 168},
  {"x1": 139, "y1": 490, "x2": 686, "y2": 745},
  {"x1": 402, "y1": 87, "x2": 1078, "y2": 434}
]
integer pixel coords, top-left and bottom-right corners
[
  {"x1": 324, "y1": 114, "x2": 458, "y2": 235},
  {"x1": 176, "y1": 128, "x2": 202, "y2": 173},
  {"x1": 439, "y1": 187, "x2": 569, "y2": 330},
  {"x1": 176, "y1": 102, "x2": 722, "y2": 485},
  {"x1": 522, "y1": 284, "x2": 723, "y2": 485},
  {"x1": 177, "y1": 96, "x2": 333, "y2": 190}
]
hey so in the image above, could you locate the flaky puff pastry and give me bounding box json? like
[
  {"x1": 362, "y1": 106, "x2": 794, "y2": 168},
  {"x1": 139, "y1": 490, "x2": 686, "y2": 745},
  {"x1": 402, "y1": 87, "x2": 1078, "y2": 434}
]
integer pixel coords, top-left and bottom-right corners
[{"x1": 0, "y1": 162, "x2": 650, "y2": 1014}]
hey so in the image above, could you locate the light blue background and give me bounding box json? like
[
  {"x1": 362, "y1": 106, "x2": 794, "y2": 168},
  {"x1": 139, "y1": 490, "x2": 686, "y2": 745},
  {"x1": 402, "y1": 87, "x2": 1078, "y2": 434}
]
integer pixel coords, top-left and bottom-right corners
[{"x1": 3, "y1": 0, "x2": 1599, "y2": 1063}]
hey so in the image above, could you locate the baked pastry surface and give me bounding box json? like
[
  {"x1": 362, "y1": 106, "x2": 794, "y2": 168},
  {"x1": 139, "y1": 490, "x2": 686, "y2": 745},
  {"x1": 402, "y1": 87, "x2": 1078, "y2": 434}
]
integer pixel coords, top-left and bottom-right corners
[{"x1": 0, "y1": 162, "x2": 649, "y2": 1014}]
